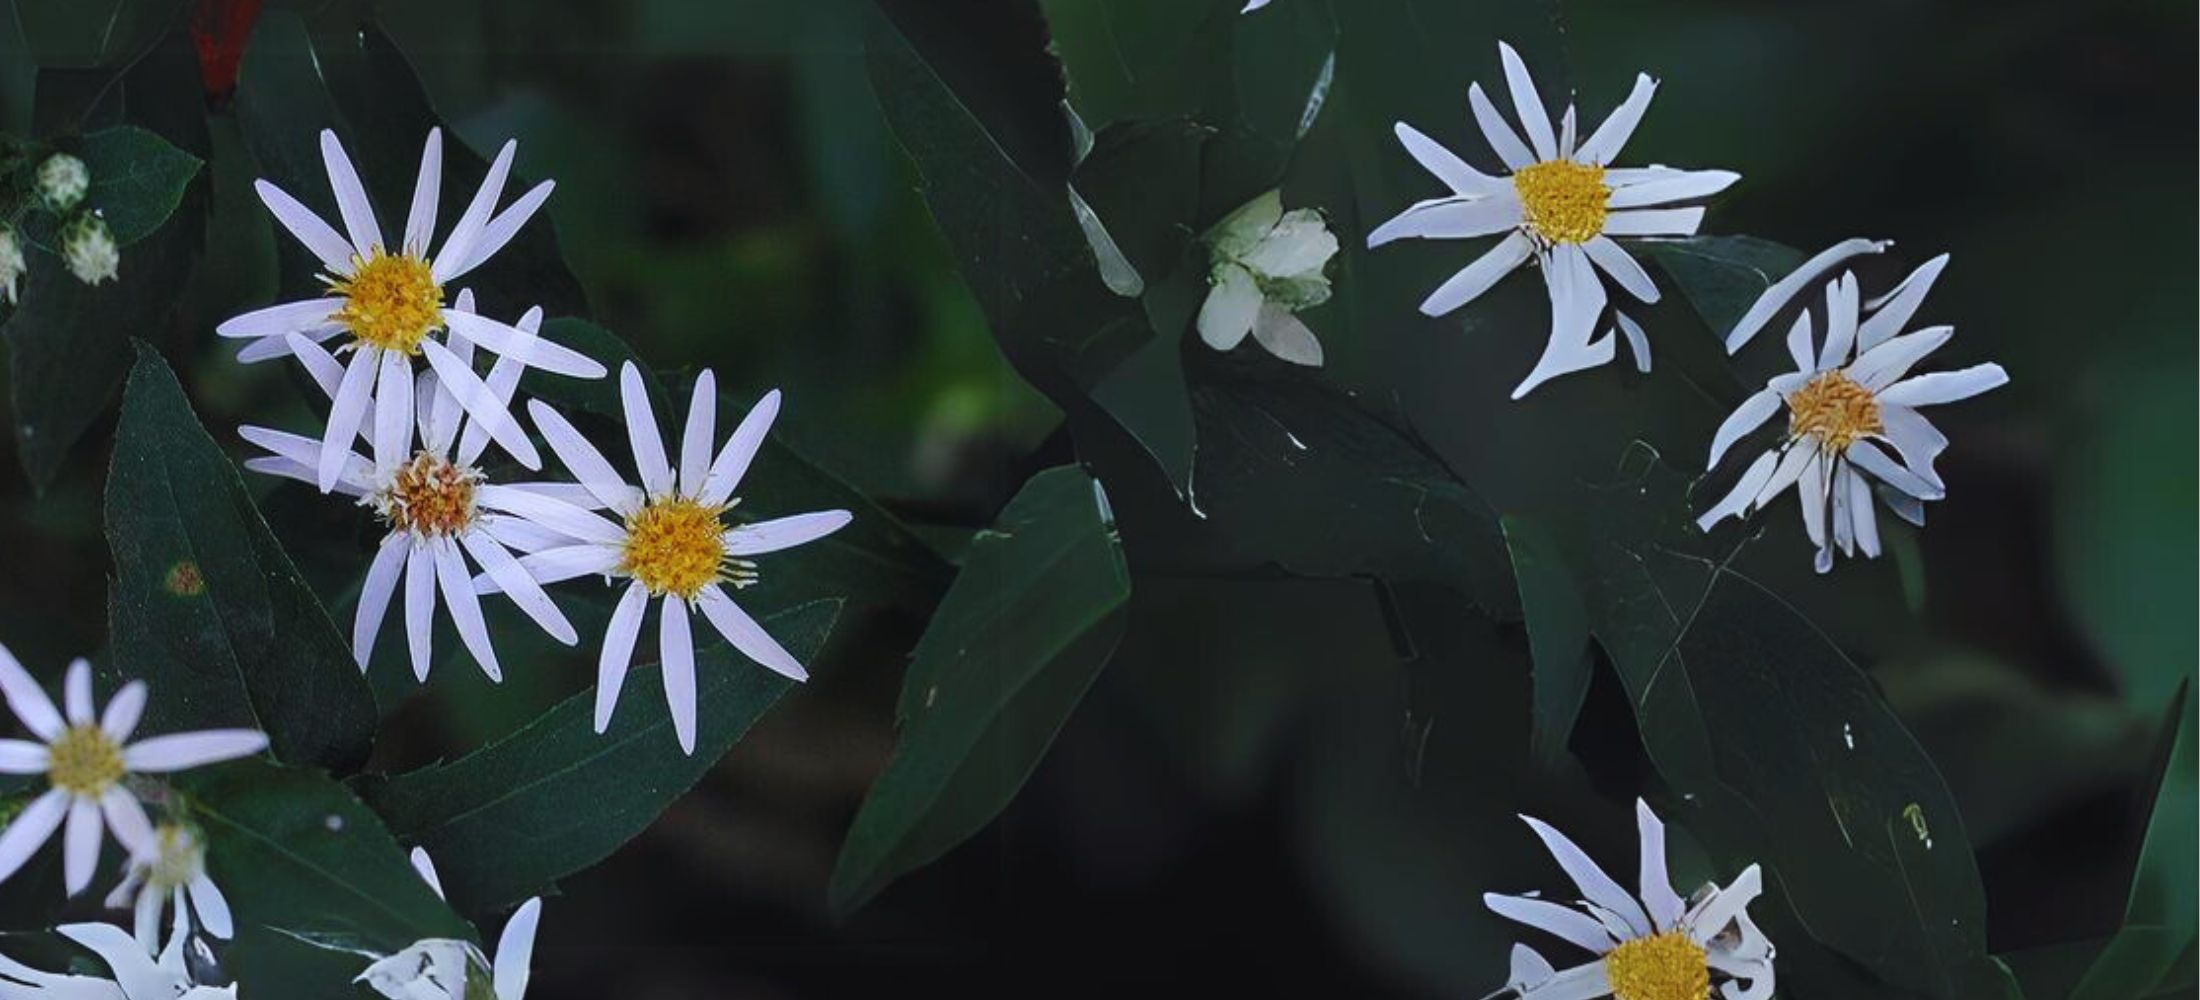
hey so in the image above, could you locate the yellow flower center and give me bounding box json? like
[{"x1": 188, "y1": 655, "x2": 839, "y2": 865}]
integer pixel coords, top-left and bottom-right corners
[
  {"x1": 327, "y1": 249, "x2": 444, "y2": 354},
  {"x1": 145, "y1": 824, "x2": 206, "y2": 891},
  {"x1": 1606, "y1": 931, "x2": 1711, "y2": 1000},
  {"x1": 1513, "y1": 159, "x2": 1611, "y2": 245},
  {"x1": 622, "y1": 497, "x2": 733, "y2": 600},
  {"x1": 47, "y1": 724, "x2": 125, "y2": 796},
  {"x1": 1786, "y1": 370, "x2": 1884, "y2": 453},
  {"x1": 380, "y1": 453, "x2": 481, "y2": 538}
]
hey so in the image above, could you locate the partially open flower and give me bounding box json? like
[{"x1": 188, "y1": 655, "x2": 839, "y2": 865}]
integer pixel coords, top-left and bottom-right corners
[{"x1": 1197, "y1": 190, "x2": 1337, "y2": 367}]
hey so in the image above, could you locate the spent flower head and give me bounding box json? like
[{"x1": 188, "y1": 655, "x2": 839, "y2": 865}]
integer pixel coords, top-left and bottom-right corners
[
  {"x1": 61, "y1": 212, "x2": 119, "y2": 285},
  {"x1": 36, "y1": 152, "x2": 89, "y2": 214},
  {"x1": 1197, "y1": 190, "x2": 1337, "y2": 367}
]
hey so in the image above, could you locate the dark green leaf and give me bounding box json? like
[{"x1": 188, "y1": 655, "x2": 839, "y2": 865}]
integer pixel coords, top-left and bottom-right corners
[
  {"x1": 72, "y1": 125, "x2": 201, "y2": 246},
  {"x1": 364, "y1": 600, "x2": 841, "y2": 915},
  {"x1": 104, "y1": 344, "x2": 377, "y2": 771},
  {"x1": 830, "y1": 465, "x2": 1131, "y2": 914},
  {"x1": 1501, "y1": 514, "x2": 1594, "y2": 764},
  {"x1": 2072, "y1": 687, "x2": 2197, "y2": 1000},
  {"x1": 1644, "y1": 236, "x2": 1806, "y2": 341}
]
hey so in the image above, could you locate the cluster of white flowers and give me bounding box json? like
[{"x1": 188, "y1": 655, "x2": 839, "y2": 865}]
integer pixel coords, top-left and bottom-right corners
[{"x1": 0, "y1": 151, "x2": 125, "y2": 305}]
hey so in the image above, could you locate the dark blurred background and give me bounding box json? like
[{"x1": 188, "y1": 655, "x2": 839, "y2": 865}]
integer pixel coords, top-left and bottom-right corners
[{"x1": 0, "y1": 0, "x2": 2191, "y2": 996}]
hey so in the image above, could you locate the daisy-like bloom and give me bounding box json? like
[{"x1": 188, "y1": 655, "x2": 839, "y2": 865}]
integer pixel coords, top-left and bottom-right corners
[
  {"x1": 1368, "y1": 42, "x2": 1740, "y2": 398},
  {"x1": 105, "y1": 822, "x2": 233, "y2": 954},
  {"x1": 0, "y1": 647, "x2": 268, "y2": 895},
  {"x1": 0, "y1": 226, "x2": 24, "y2": 305},
  {"x1": 480, "y1": 363, "x2": 851, "y2": 754},
  {"x1": 357, "y1": 849, "x2": 539, "y2": 1000},
  {"x1": 1486, "y1": 800, "x2": 1773, "y2": 1000},
  {"x1": 1197, "y1": 190, "x2": 1337, "y2": 367},
  {"x1": 241, "y1": 292, "x2": 581, "y2": 682},
  {"x1": 1697, "y1": 247, "x2": 2007, "y2": 573},
  {"x1": 60, "y1": 212, "x2": 119, "y2": 286},
  {"x1": 216, "y1": 127, "x2": 608, "y2": 494},
  {"x1": 0, "y1": 907, "x2": 236, "y2": 999}
]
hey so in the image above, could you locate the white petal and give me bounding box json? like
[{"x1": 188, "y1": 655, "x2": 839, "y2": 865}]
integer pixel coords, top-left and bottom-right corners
[
  {"x1": 239, "y1": 425, "x2": 371, "y2": 489},
  {"x1": 373, "y1": 347, "x2": 416, "y2": 474},
  {"x1": 279, "y1": 331, "x2": 352, "y2": 405},
  {"x1": 254, "y1": 179, "x2": 353, "y2": 270},
  {"x1": 1518, "y1": 960, "x2": 1612, "y2": 1000},
  {"x1": 319, "y1": 130, "x2": 384, "y2": 256},
  {"x1": 189, "y1": 873, "x2": 234, "y2": 939},
  {"x1": 1497, "y1": 41, "x2": 1557, "y2": 161},
  {"x1": 1635, "y1": 800, "x2": 1686, "y2": 930},
  {"x1": 1557, "y1": 104, "x2": 1577, "y2": 160},
  {"x1": 696, "y1": 585, "x2": 807, "y2": 682},
  {"x1": 1418, "y1": 230, "x2": 1533, "y2": 316},
  {"x1": 1818, "y1": 272, "x2": 1860, "y2": 370},
  {"x1": 353, "y1": 534, "x2": 408, "y2": 669},
  {"x1": 402, "y1": 128, "x2": 443, "y2": 257},
  {"x1": 98, "y1": 788, "x2": 153, "y2": 855},
  {"x1": 1615, "y1": 310, "x2": 1650, "y2": 373},
  {"x1": 620, "y1": 363, "x2": 675, "y2": 497},
  {"x1": 1857, "y1": 253, "x2": 1948, "y2": 352},
  {"x1": 412, "y1": 338, "x2": 540, "y2": 471},
  {"x1": 1876, "y1": 404, "x2": 1948, "y2": 487},
  {"x1": 1482, "y1": 892, "x2": 1618, "y2": 954},
  {"x1": 434, "y1": 540, "x2": 502, "y2": 683},
  {"x1": 123, "y1": 730, "x2": 268, "y2": 772},
  {"x1": 62, "y1": 659, "x2": 92, "y2": 725},
  {"x1": 404, "y1": 543, "x2": 437, "y2": 682},
  {"x1": 1849, "y1": 466, "x2": 1882, "y2": 558},
  {"x1": 701, "y1": 390, "x2": 781, "y2": 506},
  {"x1": 1366, "y1": 195, "x2": 1521, "y2": 246},
  {"x1": 1468, "y1": 81, "x2": 1536, "y2": 171},
  {"x1": 1708, "y1": 389, "x2": 1781, "y2": 469},
  {"x1": 475, "y1": 484, "x2": 627, "y2": 545},
  {"x1": 680, "y1": 369, "x2": 718, "y2": 497},
  {"x1": 1685, "y1": 864, "x2": 1763, "y2": 945},
  {"x1": 1583, "y1": 236, "x2": 1658, "y2": 303},
  {"x1": 1849, "y1": 325, "x2": 1954, "y2": 392},
  {"x1": 431, "y1": 139, "x2": 515, "y2": 283},
  {"x1": 1846, "y1": 440, "x2": 1942, "y2": 500},
  {"x1": 526, "y1": 399, "x2": 640, "y2": 514},
  {"x1": 1196, "y1": 263, "x2": 1261, "y2": 350},
  {"x1": 1392, "y1": 121, "x2": 1503, "y2": 195},
  {"x1": 456, "y1": 306, "x2": 546, "y2": 467},
  {"x1": 1785, "y1": 311, "x2": 1816, "y2": 373},
  {"x1": 62, "y1": 795, "x2": 102, "y2": 894},
  {"x1": 322, "y1": 347, "x2": 380, "y2": 493},
  {"x1": 1601, "y1": 206, "x2": 1704, "y2": 237},
  {"x1": 1509, "y1": 942, "x2": 1557, "y2": 990},
  {"x1": 0, "y1": 643, "x2": 64, "y2": 740},
  {"x1": 1876, "y1": 363, "x2": 2008, "y2": 408},
  {"x1": 1511, "y1": 245, "x2": 1614, "y2": 399},
  {"x1": 444, "y1": 308, "x2": 607, "y2": 379},
  {"x1": 59, "y1": 921, "x2": 170, "y2": 996},
  {"x1": 1831, "y1": 456, "x2": 1855, "y2": 558},
  {"x1": 1606, "y1": 169, "x2": 1739, "y2": 209},
  {"x1": 481, "y1": 513, "x2": 586, "y2": 555},
  {"x1": 1696, "y1": 449, "x2": 1778, "y2": 532},
  {"x1": 442, "y1": 179, "x2": 553, "y2": 283},
  {"x1": 410, "y1": 847, "x2": 445, "y2": 898},
  {"x1": 0, "y1": 789, "x2": 67, "y2": 884},
  {"x1": 1752, "y1": 443, "x2": 1817, "y2": 510},
  {"x1": 214, "y1": 298, "x2": 342, "y2": 340},
  {"x1": 1723, "y1": 237, "x2": 1889, "y2": 353},
  {"x1": 0, "y1": 739, "x2": 48, "y2": 773},
  {"x1": 493, "y1": 898, "x2": 542, "y2": 1000},
  {"x1": 1251, "y1": 305, "x2": 1325, "y2": 367},
  {"x1": 593, "y1": 583, "x2": 649, "y2": 732},
  {"x1": 1797, "y1": 451, "x2": 1830, "y2": 549},
  {"x1": 238, "y1": 322, "x2": 343, "y2": 364},
  {"x1": 504, "y1": 545, "x2": 623, "y2": 590},
  {"x1": 1575, "y1": 73, "x2": 1657, "y2": 165},
  {"x1": 724, "y1": 510, "x2": 851, "y2": 556},
  {"x1": 1241, "y1": 210, "x2": 1338, "y2": 278},
  {"x1": 462, "y1": 530, "x2": 577, "y2": 645},
  {"x1": 660, "y1": 598, "x2": 699, "y2": 755},
  {"x1": 1520, "y1": 814, "x2": 1651, "y2": 937}
]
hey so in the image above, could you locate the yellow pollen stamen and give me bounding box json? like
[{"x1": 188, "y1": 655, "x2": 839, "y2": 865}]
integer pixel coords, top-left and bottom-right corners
[
  {"x1": 1606, "y1": 931, "x2": 1711, "y2": 1000},
  {"x1": 622, "y1": 496, "x2": 734, "y2": 600},
  {"x1": 1513, "y1": 159, "x2": 1611, "y2": 245},
  {"x1": 47, "y1": 724, "x2": 125, "y2": 796},
  {"x1": 1786, "y1": 370, "x2": 1884, "y2": 453},
  {"x1": 327, "y1": 248, "x2": 444, "y2": 354},
  {"x1": 377, "y1": 452, "x2": 481, "y2": 538}
]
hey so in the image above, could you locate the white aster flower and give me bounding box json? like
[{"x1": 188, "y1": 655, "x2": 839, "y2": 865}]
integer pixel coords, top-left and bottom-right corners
[
  {"x1": 0, "y1": 226, "x2": 24, "y2": 306},
  {"x1": 1486, "y1": 800, "x2": 1773, "y2": 1000},
  {"x1": 1697, "y1": 247, "x2": 2007, "y2": 573},
  {"x1": 36, "y1": 153, "x2": 89, "y2": 214},
  {"x1": 1197, "y1": 189, "x2": 1336, "y2": 367},
  {"x1": 217, "y1": 127, "x2": 608, "y2": 494},
  {"x1": 240, "y1": 292, "x2": 581, "y2": 682},
  {"x1": 105, "y1": 821, "x2": 233, "y2": 955},
  {"x1": 357, "y1": 848, "x2": 539, "y2": 1000},
  {"x1": 1368, "y1": 41, "x2": 1740, "y2": 398},
  {"x1": 60, "y1": 212, "x2": 119, "y2": 286},
  {"x1": 482, "y1": 363, "x2": 852, "y2": 754},
  {"x1": 0, "y1": 647, "x2": 268, "y2": 896},
  {"x1": 0, "y1": 909, "x2": 236, "y2": 999}
]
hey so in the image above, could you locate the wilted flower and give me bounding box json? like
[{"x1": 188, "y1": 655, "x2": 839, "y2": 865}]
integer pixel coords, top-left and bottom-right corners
[
  {"x1": 61, "y1": 212, "x2": 119, "y2": 285},
  {"x1": 0, "y1": 226, "x2": 24, "y2": 306},
  {"x1": 0, "y1": 645, "x2": 268, "y2": 896},
  {"x1": 1197, "y1": 190, "x2": 1336, "y2": 367},
  {"x1": 1698, "y1": 246, "x2": 2006, "y2": 572},
  {"x1": 356, "y1": 849, "x2": 539, "y2": 1000},
  {"x1": 1485, "y1": 800, "x2": 1774, "y2": 1000},
  {"x1": 35, "y1": 152, "x2": 89, "y2": 214},
  {"x1": 106, "y1": 821, "x2": 234, "y2": 954},
  {"x1": 1369, "y1": 42, "x2": 1740, "y2": 397}
]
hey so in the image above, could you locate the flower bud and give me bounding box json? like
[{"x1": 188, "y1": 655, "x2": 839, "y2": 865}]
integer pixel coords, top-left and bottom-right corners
[
  {"x1": 61, "y1": 212, "x2": 119, "y2": 286},
  {"x1": 36, "y1": 152, "x2": 90, "y2": 214}
]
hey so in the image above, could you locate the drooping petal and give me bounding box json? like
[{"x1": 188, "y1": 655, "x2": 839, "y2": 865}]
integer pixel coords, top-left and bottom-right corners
[
  {"x1": 1497, "y1": 41, "x2": 1557, "y2": 161},
  {"x1": 1519, "y1": 814, "x2": 1652, "y2": 937},
  {"x1": 1605, "y1": 169, "x2": 1739, "y2": 209},
  {"x1": 660, "y1": 598, "x2": 698, "y2": 755},
  {"x1": 254, "y1": 179, "x2": 353, "y2": 271},
  {"x1": 724, "y1": 510, "x2": 854, "y2": 557},
  {"x1": 1392, "y1": 122, "x2": 1503, "y2": 196},
  {"x1": 1468, "y1": 81, "x2": 1536, "y2": 170},
  {"x1": 1196, "y1": 263, "x2": 1262, "y2": 351},
  {"x1": 1875, "y1": 363, "x2": 2009, "y2": 408},
  {"x1": 695, "y1": 585, "x2": 807, "y2": 682},
  {"x1": 434, "y1": 540, "x2": 503, "y2": 683},
  {"x1": 1797, "y1": 451, "x2": 1830, "y2": 550},
  {"x1": 123, "y1": 731, "x2": 269, "y2": 772},
  {"x1": 1482, "y1": 893, "x2": 1619, "y2": 955},
  {"x1": 1723, "y1": 237, "x2": 1889, "y2": 353},
  {"x1": 1696, "y1": 450, "x2": 1779, "y2": 532},
  {"x1": 1512, "y1": 245, "x2": 1614, "y2": 399},
  {"x1": 1574, "y1": 72, "x2": 1657, "y2": 165},
  {"x1": 1418, "y1": 230, "x2": 1533, "y2": 316},
  {"x1": 700, "y1": 390, "x2": 782, "y2": 507},
  {"x1": 593, "y1": 583, "x2": 649, "y2": 733},
  {"x1": 1366, "y1": 195, "x2": 1521, "y2": 246}
]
